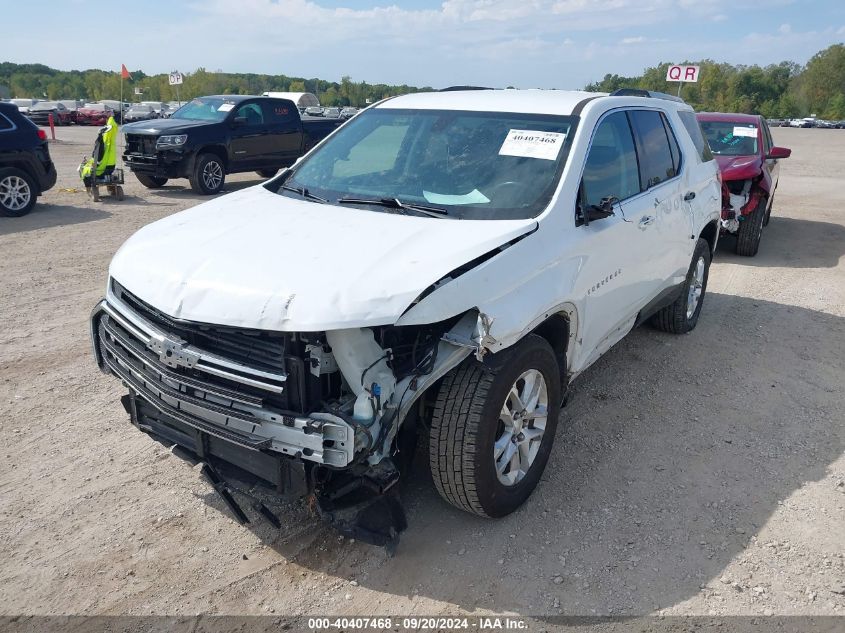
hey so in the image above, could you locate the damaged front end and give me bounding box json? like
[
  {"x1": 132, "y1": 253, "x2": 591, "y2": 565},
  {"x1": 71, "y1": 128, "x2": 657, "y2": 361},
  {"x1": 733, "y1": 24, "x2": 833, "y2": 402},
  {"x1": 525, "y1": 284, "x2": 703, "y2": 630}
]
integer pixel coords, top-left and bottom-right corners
[
  {"x1": 720, "y1": 177, "x2": 765, "y2": 233},
  {"x1": 91, "y1": 280, "x2": 491, "y2": 549}
]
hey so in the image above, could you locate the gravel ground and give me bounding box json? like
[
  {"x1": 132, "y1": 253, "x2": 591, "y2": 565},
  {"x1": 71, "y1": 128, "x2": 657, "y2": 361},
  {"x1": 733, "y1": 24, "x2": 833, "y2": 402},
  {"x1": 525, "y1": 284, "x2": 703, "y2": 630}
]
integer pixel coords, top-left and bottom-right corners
[{"x1": 0, "y1": 125, "x2": 843, "y2": 620}]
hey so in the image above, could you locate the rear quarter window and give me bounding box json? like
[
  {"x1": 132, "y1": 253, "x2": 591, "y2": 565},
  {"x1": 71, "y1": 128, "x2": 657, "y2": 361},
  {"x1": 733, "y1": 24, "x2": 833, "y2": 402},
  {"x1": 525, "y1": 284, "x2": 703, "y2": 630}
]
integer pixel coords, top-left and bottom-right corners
[
  {"x1": 678, "y1": 111, "x2": 714, "y2": 162},
  {"x1": 0, "y1": 114, "x2": 13, "y2": 131},
  {"x1": 262, "y1": 100, "x2": 297, "y2": 124}
]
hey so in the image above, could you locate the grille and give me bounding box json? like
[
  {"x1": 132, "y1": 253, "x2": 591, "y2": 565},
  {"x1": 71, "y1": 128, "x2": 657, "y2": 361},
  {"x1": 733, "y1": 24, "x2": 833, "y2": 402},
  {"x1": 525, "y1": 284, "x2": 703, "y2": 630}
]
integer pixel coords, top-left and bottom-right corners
[
  {"x1": 115, "y1": 282, "x2": 286, "y2": 373},
  {"x1": 125, "y1": 134, "x2": 157, "y2": 156}
]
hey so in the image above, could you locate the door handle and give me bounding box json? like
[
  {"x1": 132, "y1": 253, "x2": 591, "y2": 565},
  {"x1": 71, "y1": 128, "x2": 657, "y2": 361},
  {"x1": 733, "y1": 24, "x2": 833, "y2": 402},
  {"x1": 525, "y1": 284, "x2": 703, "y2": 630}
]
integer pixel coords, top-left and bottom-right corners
[
  {"x1": 684, "y1": 191, "x2": 696, "y2": 201},
  {"x1": 638, "y1": 216, "x2": 655, "y2": 229}
]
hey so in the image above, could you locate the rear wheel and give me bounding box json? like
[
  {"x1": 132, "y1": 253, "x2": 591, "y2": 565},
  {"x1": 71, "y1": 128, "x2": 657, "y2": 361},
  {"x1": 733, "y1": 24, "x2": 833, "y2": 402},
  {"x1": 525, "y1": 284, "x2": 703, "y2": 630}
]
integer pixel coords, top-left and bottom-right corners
[
  {"x1": 135, "y1": 174, "x2": 168, "y2": 188},
  {"x1": 651, "y1": 238, "x2": 711, "y2": 334},
  {"x1": 429, "y1": 334, "x2": 561, "y2": 518},
  {"x1": 189, "y1": 153, "x2": 225, "y2": 195},
  {"x1": 735, "y1": 197, "x2": 766, "y2": 256},
  {"x1": 0, "y1": 168, "x2": 37, "y2": 217}
]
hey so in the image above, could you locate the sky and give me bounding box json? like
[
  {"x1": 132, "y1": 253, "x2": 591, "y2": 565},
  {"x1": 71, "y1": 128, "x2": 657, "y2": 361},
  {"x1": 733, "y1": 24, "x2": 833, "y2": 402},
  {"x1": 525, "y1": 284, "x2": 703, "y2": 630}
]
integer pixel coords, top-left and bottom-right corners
[{"x1": 3, "y1": 0, "x2": 844, "y2": 89}]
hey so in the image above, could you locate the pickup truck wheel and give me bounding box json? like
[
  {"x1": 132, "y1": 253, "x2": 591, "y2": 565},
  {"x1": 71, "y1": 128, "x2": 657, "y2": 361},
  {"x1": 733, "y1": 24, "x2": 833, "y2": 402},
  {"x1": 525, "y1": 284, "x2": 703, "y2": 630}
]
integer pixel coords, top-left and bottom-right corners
[
  {"x1": 135, "y1": 174, "x2": 168, "y2": 188},
  {"x1": 429, "y1": 334, "x2": 561, "y2": 518},
  {"x1": 0, "y1": 167, "x2": 37, "y2": 217},
  {"x1": 735, "y1": 197, "x2": 766, "y2": 256},
  {"x1": 651, "y1": 238, "x2": 711, "y2": 334},
  {"x1": 256, "y1": 169, "x2": 279, "y2": 178},
  {"x1": 190, "y1": 153, "x2": 225, "y2": 195}
]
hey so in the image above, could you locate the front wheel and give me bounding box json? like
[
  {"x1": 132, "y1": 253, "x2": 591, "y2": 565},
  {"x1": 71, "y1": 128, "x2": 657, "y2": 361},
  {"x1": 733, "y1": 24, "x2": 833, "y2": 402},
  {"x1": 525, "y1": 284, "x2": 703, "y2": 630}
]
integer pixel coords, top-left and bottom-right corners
[
  {"x1": 651, "y1": 238, "x2": 711, "y2": 334},
  {"x1": 0, "y1": 167, "x2": 37, "y2": 217},
  {"x1": 429, "y1": 334, "x2": 561, "y2": 518},
  {"x1": 735, "y1": 197, "x2": 766, "y2": 256},
  {"x1": 189, "y1": 153, "x2": 226, "y2": 195}
]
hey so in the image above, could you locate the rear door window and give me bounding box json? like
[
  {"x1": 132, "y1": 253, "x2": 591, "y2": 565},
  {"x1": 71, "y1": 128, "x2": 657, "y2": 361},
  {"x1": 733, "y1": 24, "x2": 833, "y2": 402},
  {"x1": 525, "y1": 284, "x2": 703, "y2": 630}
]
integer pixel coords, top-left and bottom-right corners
[
  {"x1": 580, "y1": 111, "x2": 641, "y2": 209},
  {"x1": 628, "y1": 110, "x2": 676, "y2": 189},
  {"x1": 262, "y1": 100, "x2": 297, "y2": 124}
]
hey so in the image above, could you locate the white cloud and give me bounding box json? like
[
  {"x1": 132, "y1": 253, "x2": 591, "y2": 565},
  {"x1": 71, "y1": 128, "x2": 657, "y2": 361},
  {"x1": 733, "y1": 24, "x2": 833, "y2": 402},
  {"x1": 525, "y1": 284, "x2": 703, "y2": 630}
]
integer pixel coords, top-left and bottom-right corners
[{"x1": 779, "y1": 23, "x2": 792, "y2": 34}]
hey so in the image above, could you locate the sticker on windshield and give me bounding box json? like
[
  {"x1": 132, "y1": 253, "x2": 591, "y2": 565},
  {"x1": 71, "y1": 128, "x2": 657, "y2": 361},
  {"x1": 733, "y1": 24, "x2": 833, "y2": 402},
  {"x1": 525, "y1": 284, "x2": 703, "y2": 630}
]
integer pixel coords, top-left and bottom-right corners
[
  {"x1": 732, "y1": 126, "x2": 757, "y2": 138},
  {"x1": 499, "y1": 130, "x2": 566, "y2": 161},
  {"x1": 218, "y1": 103, "x2": 235, "y2": 112}
]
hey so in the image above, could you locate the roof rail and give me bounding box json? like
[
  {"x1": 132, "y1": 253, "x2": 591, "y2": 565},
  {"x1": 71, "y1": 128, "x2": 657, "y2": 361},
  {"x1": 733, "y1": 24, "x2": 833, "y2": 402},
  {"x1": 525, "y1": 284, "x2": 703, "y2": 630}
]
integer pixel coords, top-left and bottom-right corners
[
  {"x1": 610, "y1": 88, "x2": 685, "y2": 103},
  {"x1": 439, "y1": 86, "x2": 494, "y2": 92}
]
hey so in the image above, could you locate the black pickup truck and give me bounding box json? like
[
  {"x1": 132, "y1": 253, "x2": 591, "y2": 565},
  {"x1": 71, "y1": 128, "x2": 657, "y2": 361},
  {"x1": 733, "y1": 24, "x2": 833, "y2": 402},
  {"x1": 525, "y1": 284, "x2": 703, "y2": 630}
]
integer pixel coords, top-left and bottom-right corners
[{"x1": 122, "y1": 95, "x2": 344, "y2": 194}]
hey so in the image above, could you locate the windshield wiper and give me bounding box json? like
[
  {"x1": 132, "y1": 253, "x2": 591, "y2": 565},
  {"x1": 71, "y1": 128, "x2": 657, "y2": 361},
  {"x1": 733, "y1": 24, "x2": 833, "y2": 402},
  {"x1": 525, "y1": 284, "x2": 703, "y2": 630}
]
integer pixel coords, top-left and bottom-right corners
[
  {"x1": 281, "y1": 184, "x2": 327, "y2": 203},
  {"x1": 336, "y1": 197, "x2": 448, "y2": 218}
]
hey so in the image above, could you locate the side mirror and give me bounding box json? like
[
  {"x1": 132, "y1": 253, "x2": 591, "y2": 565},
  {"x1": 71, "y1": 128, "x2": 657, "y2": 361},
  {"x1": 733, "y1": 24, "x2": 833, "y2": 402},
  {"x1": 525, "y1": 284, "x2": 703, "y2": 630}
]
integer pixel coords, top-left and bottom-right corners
[
  {"x1": 232, "y1": 116, "x2": 248, "y2": 127},
  {"x1": 582, "y1": 196, "x2": 617, "y2": 225},
  {"x1": 766, "y1": 146, "x2": 791, "y2": 159}
]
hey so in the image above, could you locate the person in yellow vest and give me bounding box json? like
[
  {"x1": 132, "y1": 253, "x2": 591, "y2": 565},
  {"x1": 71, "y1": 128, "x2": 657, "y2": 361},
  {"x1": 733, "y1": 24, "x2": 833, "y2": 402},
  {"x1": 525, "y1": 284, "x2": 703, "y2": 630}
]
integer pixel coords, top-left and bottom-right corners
[{"x1": 79, "y1": 115, "x2": 118, "y2": 188}]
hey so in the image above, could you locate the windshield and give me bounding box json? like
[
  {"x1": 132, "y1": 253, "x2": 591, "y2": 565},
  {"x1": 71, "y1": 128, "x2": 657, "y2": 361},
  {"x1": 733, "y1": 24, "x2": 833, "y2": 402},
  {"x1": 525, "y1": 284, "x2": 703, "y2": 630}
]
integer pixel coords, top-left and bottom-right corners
[
  {"x1": 699, "y1": 121, "x2": 759, "y2": 156},
  {"x1": 170, "y1": 97, "x2": 237, "y2": 122},
  {"x1": 280, "y1": 108, "x2": 576, "y2": 220}
]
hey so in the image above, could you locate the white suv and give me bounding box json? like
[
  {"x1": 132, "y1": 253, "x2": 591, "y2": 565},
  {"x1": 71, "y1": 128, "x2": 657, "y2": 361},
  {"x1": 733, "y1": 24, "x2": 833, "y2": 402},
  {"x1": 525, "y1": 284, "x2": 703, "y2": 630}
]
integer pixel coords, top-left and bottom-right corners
[{"x1": 91, "y1": 88, "x2": 720, "y2": 546}]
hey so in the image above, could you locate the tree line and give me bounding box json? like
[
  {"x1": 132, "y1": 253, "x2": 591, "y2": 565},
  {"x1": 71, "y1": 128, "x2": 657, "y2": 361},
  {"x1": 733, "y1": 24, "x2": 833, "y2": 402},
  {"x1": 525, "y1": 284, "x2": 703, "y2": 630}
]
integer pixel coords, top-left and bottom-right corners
[
  {"x1": 585, "y1": 44, "x2": 845, "y2": 119},
  {"x1": 0, "y1": 63, "x2": 430, "y2": 107},
  {"x1": 2, "y1": 43, "x2": 843, "y2": 116}
]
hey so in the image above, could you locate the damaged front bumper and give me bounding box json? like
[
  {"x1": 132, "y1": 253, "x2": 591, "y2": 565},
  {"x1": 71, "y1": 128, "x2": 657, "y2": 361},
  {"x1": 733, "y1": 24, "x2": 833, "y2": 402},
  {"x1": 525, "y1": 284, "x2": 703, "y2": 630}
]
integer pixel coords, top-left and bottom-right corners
[{"x1": 90, "y1": 282, "x2": 487, "y2": 545}]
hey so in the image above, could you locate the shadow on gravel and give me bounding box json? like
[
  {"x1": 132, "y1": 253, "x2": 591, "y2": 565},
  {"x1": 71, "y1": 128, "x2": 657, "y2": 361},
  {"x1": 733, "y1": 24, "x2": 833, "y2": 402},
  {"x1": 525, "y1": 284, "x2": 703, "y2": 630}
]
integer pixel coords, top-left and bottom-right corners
[
  {"x1": 716, "y1": 215, "x2": 845, "y2": 268},
  {"x1": 216, "y1": 292, "x2": 844, "y2": 616},
  {"x1": 134, "y1": 178, "x2": 266, "y2": 204},
  {"x1": 0, "y1": 203, "x2": 111, "y2": 236}
]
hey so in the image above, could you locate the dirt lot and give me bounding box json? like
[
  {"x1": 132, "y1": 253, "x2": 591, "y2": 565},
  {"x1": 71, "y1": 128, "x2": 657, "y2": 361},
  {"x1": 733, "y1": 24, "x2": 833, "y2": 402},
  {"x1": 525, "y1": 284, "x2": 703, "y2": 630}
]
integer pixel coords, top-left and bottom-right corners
[{"x1": 0, "y1": 126, "x2": 843, "y2": 620}]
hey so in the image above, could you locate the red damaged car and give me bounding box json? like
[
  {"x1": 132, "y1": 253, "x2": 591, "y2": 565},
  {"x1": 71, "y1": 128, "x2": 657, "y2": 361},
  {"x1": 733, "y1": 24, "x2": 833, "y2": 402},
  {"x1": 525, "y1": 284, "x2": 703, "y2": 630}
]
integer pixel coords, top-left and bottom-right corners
[
  {"x1": 697, "y1": 112, "x2": 791, "y2": 256},
  {"x1": 76, "y1": 103, "x2": 113, "y2": 126}
]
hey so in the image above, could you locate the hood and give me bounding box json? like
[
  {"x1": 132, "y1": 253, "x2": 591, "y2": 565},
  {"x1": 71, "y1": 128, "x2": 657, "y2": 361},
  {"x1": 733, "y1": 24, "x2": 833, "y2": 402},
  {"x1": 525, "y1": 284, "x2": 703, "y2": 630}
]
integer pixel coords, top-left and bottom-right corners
[
  {"x1": 121, "y1": 118, "x2": 213, "y2": 135},
  {"x1": 109, "y1": 185, "x2": 537, "y2": 331},
  {"x1": 715, "y1": 154, "x2": 763, "y2": 181}
]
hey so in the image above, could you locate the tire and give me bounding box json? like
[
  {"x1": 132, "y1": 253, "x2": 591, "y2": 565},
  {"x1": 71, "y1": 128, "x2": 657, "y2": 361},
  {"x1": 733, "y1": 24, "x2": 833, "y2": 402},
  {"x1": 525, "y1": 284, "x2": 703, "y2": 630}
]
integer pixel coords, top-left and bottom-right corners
[
  {"x1": 136, "y1": 174, "x2": 168, "y2": 188},
  {"x1": 429, "y1": 334, "x2": 561, "y2": 518},
  {"x1": 189, "y1": 153, "x2": 226, "y2": 195},
  {"x1": 651, "y1": 238, "x2": 711, "y2": 334},
  {"x1": 0, "y1": 167, "x2": 37, "y2": 217},
  {"x1": 735, "y1": 197, "x2": 766, "y2": 256},
  {"x1": 256, "y1": 169, "x2": 279, "y2": 178}
]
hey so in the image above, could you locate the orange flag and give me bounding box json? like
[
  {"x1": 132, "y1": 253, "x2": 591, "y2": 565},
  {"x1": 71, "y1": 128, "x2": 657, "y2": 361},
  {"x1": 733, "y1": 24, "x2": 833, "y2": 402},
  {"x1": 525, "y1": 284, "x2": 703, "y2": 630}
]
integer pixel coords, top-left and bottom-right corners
[{"x1": 121, "y1": 64, "x2": 132, "y2": 80}]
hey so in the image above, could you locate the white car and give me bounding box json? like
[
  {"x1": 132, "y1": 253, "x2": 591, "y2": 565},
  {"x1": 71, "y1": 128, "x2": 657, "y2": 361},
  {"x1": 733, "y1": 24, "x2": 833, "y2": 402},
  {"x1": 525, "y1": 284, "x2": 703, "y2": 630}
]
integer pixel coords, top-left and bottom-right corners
[{"x1": 91, "y1": 88, "x2": 720, "y2": 547}]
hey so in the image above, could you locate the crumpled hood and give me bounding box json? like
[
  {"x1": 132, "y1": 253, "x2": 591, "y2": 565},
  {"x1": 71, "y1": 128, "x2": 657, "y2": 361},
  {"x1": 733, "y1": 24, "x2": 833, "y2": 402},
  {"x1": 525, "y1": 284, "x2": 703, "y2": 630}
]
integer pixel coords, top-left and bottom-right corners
[
  {"x1": 715, "y1": 154, "x2": 763, "y2": 182},
  {"x1": 109, "y1": 185, "x2": 536, "y2": 331}
]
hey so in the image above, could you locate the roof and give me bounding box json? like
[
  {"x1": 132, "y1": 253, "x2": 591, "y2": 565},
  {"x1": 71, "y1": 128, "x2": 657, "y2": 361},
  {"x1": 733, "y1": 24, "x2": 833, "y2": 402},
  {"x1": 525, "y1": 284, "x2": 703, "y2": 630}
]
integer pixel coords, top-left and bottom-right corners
[
  {"x1": 696, "y1": 112, "x2": 762, "y2": 124},
  {"x1": 377, "y1": 89, "x2": 604, "y2": 116}
]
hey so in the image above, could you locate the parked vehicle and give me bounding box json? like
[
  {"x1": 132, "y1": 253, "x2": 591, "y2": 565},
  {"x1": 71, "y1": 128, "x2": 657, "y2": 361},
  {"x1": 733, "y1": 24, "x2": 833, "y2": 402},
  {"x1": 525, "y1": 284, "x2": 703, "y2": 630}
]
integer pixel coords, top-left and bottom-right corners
[
  {"x1": 10, "y1": 98, "x2": 38, "y2": 115},
  {"x1": 77, "y1": 103, "x2": 113, "y2": 126},
  {"x1": 697, "y1": 112, "x2": 791, "y2": 256},
  {"x1": 58, "y1": 100, "x2": 83, "y2": 124},
  {"x1": 0, "y1": 102, "x2": 57, "y2": 216},
  {"x1": 101, "y1": 100, "x2": 129, "y2": 123},
  {"x1": 122, "y1": 95, "x2": 344, "y2": 194},
  {"x1": 339, "y1": 107, "x2": 358, "y2": 120},
  {"x1": 140, "y1": 101, "x2": 166, "y2": 116},
  {"x1": 788, "y1": 118, "x2": 813, "y2": 128},
  {"x1": 124, "y1": 104, "x2": 158, "y2": 123},
  {"x1": 323, "y1": 107, "x2": 341, "y2": 118},
  {"x1": 304, "y1": 106, "x2": 324, "y2": 117},
  {"x1": 28, "y1": 101, "x2": 73, "y2": 126},
  {"x1": 92, "y1": 88, "x2": 721, "y2": 547}
]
